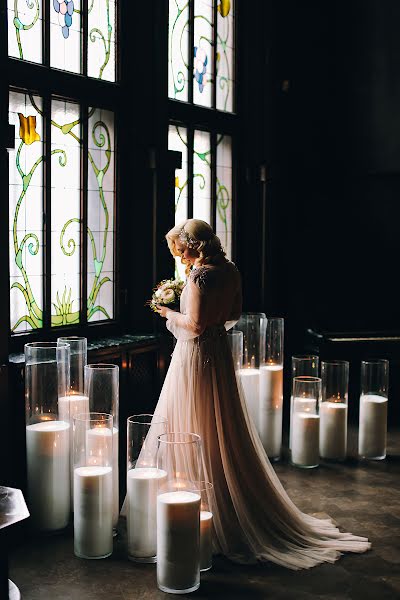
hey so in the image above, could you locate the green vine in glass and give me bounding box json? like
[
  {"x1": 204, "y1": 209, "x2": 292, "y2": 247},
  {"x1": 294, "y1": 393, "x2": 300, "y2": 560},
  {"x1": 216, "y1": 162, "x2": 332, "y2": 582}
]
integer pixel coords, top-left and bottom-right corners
[
  {"x1": 169, "y1": 1, "x2": 232, "y2": 110},
  {"x1": 88, "y1": 0, "x2": 113, "y2": 80},
  {"x1": 11, "y1": 98, "x2": 113, "y2": 331},
  {"x1": 12, "y1": 0, "x2": 40, "y2": 60}
]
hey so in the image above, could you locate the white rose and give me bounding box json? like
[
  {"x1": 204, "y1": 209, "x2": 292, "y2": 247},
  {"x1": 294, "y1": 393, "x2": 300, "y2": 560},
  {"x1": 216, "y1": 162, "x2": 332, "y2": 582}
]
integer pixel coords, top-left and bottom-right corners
[
  {"x1": 155, "y1": 289, "x2": 162, "y2": 298},
  {"x1": 161, "y1": 289, "x2": 175, "y2": 303}
]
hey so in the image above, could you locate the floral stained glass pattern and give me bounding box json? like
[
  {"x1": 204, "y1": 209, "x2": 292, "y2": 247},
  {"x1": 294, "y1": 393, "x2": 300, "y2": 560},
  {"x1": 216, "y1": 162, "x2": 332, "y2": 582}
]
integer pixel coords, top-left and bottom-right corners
[
  {"x1": 88, "y1": 0, "x2": 117, "y2": 81},
  {"x1": 216, "y1": 134, "x2": 232, "y2": 258},
  {"x1": 216, "y1": 0, "x2": 234, "y2": 112},
  {"x1": 87, "y1": 108, "x2": 115, "y2": 322},
  {"x1": 193, "y1": 0, "x2": 214, "y2": 108},
  {"x1": 168, "y1": 0, "x2": 190, "y2": 101},
  {"x1": 168, "y1": 124, "x2": 188, "y2": 280},
  {"x1": 8, "y1": 0, "x2": 43, "y2": 63},
  {"x1": 193, "y1": 129, "x2": 211, "y2": 224},
  {"x1": 51, "y1": 100, "x2": 81, "y2": 326},
  {"x1": 9, "y1": 92, "x2": 44, "y2": 332},
  {"x1": 50, "y1": 0, "x2": 81, "y2": 73}
]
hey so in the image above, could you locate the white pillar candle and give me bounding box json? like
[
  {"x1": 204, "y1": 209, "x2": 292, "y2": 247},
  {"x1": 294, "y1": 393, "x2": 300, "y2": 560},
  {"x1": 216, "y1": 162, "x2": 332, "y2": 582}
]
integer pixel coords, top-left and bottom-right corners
[
  {"x1": 74, "y1": 466, "x2": 113, "y2": 558},
  {"x1": 291, "y1": 412, "x2": 320, "y2": 467},
  {"x1": 58, "y1": 394, "x2": 90, "y2": 506},
  {"x1": 200, "y1": 510, "x2": 213, "y2": 572},
  {"x1": 26, "y1": 421, "x2": 70, "y2": 531},
  {"x1": 157, "y1": 491, "x2": 201, "y2": 593},
  {"x1": 259, "y1": 365, "x2": 283, "y2": 458},
  {"x1": 289, "y1": 397, "x2": 317, "y2": 450},
  {"x1": 238, "y1": 368, "x2": 260, "y2": 432},
  {"x1": 87, "y1": 426, "x2": 119, "y2": 528},
  {"x1": 359, "y1": 394, "x2": 388, "y2": 458},
  {"x1": 319, "y1": 401, "x2": 347, "y2": 460},
  {"x1": 127, "y1": 467, "x2": 168, "y2": 561}
]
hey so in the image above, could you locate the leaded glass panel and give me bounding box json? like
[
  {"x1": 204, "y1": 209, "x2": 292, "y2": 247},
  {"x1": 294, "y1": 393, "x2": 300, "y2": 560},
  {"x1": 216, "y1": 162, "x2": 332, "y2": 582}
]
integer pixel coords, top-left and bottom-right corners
[
  {"x1": 168, "y1": 124, "x2": 188, "y2": 280},
  {"x1": 8, "y1": 0, "x2": 43, "y2": 63},
  {"x1": 88, "y1": 0, "x2": 117, "y2": 81},
  {"x1": 51, "y1": 100, "x2": 81, "y2": 326},
  {"x1": 168, "y1": 0, "x2": 189, "y2": 101},
  {"x1": 50, "y1": 0, "x2": 81, "y2": 73},
  {"x1": 193, "y1": 0, "x2": 214, "y2": 108},
  {"x1": 87, "y1": 108, "x2": 115, "y2": 322},
  {"x1": 216, "y1": 0, "x2": 234, "y2": 112},
  {"x1": 193, "y1": 129, "x2": 211, "y2": 224},
  {"x1": 216, "y1": 134, "x2": 232, "y2": 258},
  {"x1": 9, "y1": 91, "x2": 44, "y2": 332}
]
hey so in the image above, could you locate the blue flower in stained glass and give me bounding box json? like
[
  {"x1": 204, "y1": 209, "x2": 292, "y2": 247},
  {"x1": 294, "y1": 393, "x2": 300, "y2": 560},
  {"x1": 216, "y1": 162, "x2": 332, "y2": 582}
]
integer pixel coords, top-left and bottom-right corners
[
  {"x1": 54, "y1": 0, "x2": 74, "y2": 39},
  {"x1": 194, "y1": 46, "x2": 208, "y2": 93}
]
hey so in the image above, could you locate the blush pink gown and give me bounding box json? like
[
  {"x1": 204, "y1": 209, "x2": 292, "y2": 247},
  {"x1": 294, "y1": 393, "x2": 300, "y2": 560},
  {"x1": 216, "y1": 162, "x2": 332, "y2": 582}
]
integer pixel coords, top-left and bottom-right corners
[{"x1": 136, "y1": 260, "x2": 371, "y2": 569}]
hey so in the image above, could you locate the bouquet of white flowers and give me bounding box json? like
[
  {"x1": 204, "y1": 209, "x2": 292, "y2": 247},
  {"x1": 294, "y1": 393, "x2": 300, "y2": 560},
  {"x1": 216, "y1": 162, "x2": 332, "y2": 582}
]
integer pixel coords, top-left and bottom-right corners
[{"x1": 148, "y1": 278, "x2": 185, "y2": 312}]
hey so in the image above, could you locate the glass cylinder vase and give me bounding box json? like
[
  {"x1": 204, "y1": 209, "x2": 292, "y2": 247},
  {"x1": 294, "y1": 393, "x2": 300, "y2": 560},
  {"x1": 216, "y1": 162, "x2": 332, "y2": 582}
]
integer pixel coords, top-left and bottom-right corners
[
  {"x1": 156, "y1": 433, "x2": 202, "y2": 595},
  {"x1": 227, "y1": 330, "x2": 243, "y2": 371},
  {"x1": 358, "y1": 359, "x2": 389, "y2": 460},
  {"x1": 57, "y1": 336, "x2": 88, "y2": 507},
  {"x1": 235, "y1": 313, "x2": 266, "y2": 432},
  {"x1": 291, "y1": 376, "x2": 321, "y2": 468},
  {"x1": 259, "y1": 317, "x2": 284, "y2": 461},
  {"x1": 73, "y1": 413, "x2": 113, "y2": 559},
  {"x1": 289, "y1": 355, "x2": 319, "y2": 450},
  {"x1": 25, "y1": 341, "x2": 71, "y2": 532},
  {"x1": 126, "y1": 414, "x2": 168, "y2": 563},
  {"x1": 197, "y1": 481, "x2": 214, "y2": 573},
  {"x1": 320, "y1": 360, "x2": 349, "y2": 461},
  {"x1": 85, "y1": 363, "x2": 119, "y2": 531}
]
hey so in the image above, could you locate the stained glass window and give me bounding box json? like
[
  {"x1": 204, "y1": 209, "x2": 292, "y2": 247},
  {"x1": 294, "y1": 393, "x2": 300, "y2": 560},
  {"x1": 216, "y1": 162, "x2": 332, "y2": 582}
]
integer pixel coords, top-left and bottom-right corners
[
  {"x1": 9, "y1": 91, "x2": 44, "y2": 332},
  {"x1": 168, "y1": 125, "x2": 233, "y2": 265},
  {"x1": 216, "y1": 0, "x2": 234, "y2": 112},
  {"x1": 8, "y1": 0, "x2": 43, "y2": 63},
  {"x1": 51, "y1": 100, "x2": 81, "y2": 326},
  {"x1": 50, "y1": 0, "x2": 82, "y2": 73},
  {"x1": 87, "y1": 108, "x2": 115, "y2": 322},
  {"x1": 168, "y1": 0, "x2": 189, "y2": 101},
  {"x1": 168, "y1": 0, "x2": 235, "y2": 112},
  {"x1": 168, "y1": 125, "x2": 188, "y2": 226},
  {"x1": 88, "y1": 0, "x2": 117, "y2": 81},
  {"x1": 216, "y1": 134, "x2": 232, "y2": 258},
  {"x1": 193, "y1": 0, "x2": 214, "y2": 108},
  {"x1": 193, "y1": 130, "x2": 211, "y2": 224},
  {"x1": 8, "y1": 2, "x2": 117, "y2": 81}
]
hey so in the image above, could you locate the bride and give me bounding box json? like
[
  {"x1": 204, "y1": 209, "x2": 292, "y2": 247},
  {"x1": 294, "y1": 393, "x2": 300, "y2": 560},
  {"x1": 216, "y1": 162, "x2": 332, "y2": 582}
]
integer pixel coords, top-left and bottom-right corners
[{"x1": 152, "y1": 218, "x2": 370, "y2": 569}]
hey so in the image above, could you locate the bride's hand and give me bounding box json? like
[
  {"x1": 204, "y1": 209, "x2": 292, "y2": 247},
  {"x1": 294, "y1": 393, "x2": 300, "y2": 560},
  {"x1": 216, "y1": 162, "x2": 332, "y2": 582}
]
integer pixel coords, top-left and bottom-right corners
[{"x1": 155, "y1": 305, "x2": 173, "y2": 318}]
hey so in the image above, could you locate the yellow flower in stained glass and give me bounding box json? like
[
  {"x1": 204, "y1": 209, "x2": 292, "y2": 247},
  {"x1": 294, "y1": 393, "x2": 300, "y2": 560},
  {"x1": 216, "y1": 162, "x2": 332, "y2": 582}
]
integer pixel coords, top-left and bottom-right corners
[
  {"x1": 217, "y1": 0, "x2": 231, "y2": 17},
  {"x1": 18, "y1": 114, "x2": 40, "y2": 145},
  {"x1": 175, "y1": 176, "x2": 180, "y2": 188}
]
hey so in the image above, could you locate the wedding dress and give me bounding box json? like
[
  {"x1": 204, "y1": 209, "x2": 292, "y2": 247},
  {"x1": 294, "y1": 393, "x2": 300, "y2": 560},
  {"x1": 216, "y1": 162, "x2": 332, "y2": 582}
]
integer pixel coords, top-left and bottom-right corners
[{"x1": 126, "y1": 260, "x2": 371, "y2": 570}]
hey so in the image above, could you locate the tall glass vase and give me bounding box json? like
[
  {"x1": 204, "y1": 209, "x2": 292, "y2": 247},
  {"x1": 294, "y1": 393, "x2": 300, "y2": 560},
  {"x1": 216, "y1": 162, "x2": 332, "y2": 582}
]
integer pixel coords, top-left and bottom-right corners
[
  {"x1": 358, "y1": 359, "x2": 389, "y2": 460},
  {"x1": 85, "y1": 364, "x2": 119, "y2": 531},
  {"x1": 126, "y1": 414, "x2": 168, "y2": 563},
  {"x1": 234, "y1": 313, "x2": 266, "y2": 432},
  {"x1": 289, "y1": 355, "x2": 319, "y2": 450},
  {"x1": 291, "y1": 376, "x2": 321, "y2": 469},
  {"x1": 320, "y1": 360, "x2": 349, "y2": 461},
  {"x1": 25, "y1": 341, "x2": 71, "y2": 532},
  {"x1": 73, "y1": 413, "x2": 114, "y2": 559},
  {"x1": 259, "y1": 317, "x2": 284, "y2": 460},
  {"x1": 156, "y1": 433, "x2": 202, "y2": 594},
  {"x1": 57, "y1": 336, "x2": 88, "y2": 507},
  {"x1": 227, "y1": 330, "x2": 243, "y2": 371}
]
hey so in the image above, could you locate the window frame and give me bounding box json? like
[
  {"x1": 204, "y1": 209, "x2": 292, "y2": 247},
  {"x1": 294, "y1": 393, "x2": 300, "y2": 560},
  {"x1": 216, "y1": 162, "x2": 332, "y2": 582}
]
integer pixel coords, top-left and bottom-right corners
[{"x1": 6, "y1": 2, "x2": 123, "y2": 352}]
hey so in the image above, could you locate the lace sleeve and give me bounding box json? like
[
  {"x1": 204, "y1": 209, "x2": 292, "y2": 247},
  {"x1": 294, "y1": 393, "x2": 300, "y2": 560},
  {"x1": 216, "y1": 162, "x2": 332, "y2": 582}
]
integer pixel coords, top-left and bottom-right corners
[{"x1": 165, "y1": 269, "x2": 209, "y2": 340}]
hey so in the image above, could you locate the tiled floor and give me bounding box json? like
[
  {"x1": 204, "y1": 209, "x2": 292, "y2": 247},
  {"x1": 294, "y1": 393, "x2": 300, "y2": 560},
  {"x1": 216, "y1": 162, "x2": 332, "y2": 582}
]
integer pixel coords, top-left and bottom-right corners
[{"x1": 9, "y1": 429, "x2": 400, "y2": 599}]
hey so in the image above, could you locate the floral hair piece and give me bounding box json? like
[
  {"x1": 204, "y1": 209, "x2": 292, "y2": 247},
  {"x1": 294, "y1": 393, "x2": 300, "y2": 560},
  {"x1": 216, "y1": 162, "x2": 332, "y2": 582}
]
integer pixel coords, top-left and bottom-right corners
[{"x1": 178, "y1": 227, "x2": 200, "y2": 250}]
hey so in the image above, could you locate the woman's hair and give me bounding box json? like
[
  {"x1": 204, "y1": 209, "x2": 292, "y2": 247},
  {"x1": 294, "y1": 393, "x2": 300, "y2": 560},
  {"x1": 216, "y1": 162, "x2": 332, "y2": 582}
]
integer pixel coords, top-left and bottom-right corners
[{"x1": 166, "y1": 219, "x2": 226, "y2": 276}]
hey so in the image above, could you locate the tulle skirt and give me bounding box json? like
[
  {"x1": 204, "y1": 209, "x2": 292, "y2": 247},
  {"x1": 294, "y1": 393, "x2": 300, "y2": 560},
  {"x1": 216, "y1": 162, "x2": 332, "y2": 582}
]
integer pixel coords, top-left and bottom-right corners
[{"x1": 136, "y1": 325, "x2": 370, "y2": 570}]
